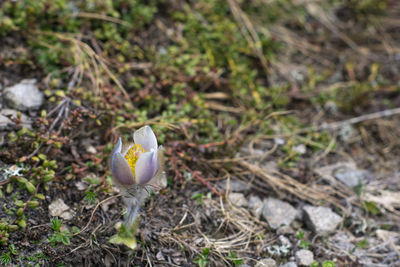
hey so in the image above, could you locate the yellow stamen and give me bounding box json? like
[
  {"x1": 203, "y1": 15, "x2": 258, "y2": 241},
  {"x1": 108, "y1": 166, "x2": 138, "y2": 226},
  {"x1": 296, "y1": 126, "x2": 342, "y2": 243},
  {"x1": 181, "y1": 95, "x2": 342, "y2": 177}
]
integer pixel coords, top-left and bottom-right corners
[{"x1": 124, "y1": 144, "x2": 145, "y2": 174}]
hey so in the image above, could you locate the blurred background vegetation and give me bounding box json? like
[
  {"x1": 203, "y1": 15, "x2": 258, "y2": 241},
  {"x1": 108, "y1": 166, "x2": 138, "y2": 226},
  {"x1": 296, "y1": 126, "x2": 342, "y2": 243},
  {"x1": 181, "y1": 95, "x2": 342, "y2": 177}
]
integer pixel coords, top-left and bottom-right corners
[{"x1": 0, "y1": 0, "x2": 399, "y2": 265}]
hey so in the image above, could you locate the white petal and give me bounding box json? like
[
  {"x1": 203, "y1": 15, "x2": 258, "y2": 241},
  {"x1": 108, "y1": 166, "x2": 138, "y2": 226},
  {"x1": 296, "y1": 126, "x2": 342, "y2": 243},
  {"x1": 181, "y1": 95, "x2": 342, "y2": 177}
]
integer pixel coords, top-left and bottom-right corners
[
  {"x1": 112, "y1": 152, "x2": 135, "y2": 186},
  {"x1": 135, "y1": 150, "x2": 159, "y2": 185},
  {"x1": 134, "y1": 125, "x2": 158, "y2": 152}
]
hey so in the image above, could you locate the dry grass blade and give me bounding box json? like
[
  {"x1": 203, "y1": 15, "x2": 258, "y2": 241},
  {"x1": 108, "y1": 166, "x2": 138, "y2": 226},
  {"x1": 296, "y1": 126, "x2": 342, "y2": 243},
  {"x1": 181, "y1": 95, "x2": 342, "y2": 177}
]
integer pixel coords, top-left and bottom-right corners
[
  {"x1": 158, "y1": 196, "x2": 269, "y2": 265},
  {"x1": 237, "y1": 160, "x2": 340, "y2": 207},
  {"x1": 30, "y1": 31, "x2": 130, "y2": 99},
  {"x1": 304, "y1": 2, "x2": 367, "y2": 56}
]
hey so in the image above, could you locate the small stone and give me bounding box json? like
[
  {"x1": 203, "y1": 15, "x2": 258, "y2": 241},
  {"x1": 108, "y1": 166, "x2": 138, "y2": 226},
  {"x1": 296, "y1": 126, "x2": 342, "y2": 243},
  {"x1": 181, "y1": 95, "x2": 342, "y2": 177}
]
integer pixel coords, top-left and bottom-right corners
[
  {"x1": 219, "y1": 179, "x2": 251, "y2": 192},
  {"x1": 82, "y1": 139, "x2": 97, "y2": 154},
  {"x1": 75, "y1": 181, "x2": 88, "y2": 191},
  {"x1": 280, "y1": 262, "x2": 298, "y2": 267},
  {"x1": 0, "y1": 109, "x2": 32, "y2": 130},
  {"x1": 315, "y1": 162, "x2": 373, "y2": 188},
  {"x1": 255, "y1": 258, "x2": 277, "y2": 267},
  {"x1": 86, "y1": 145, "x2": 97, "y2": 154},
  {"x1": 295, "y1": 249, "x2": 314, "y2": 266},
  {"x1": 262, "y1": 198, "x2": 297, "y2": 229},
  {"x1": 0, "y1": 114, "x2": 9, "y2": 130},
  {"x1": 248, "y1": 195, "x2": 263, "y2": 219},
  {"x1": 3, "y1": 79, "x2": 44, "y2": 111},
  {"x1": 334, "y1": 168, "x2": 373, "y2": 188},
  {"x1": 303, "y1": 205, "x2": 342, "y2": 235},
  {"x1": 274, "y1": 138, "x2": 285, "y2": 145},
  {"x1": 49, "y1": 198, "x2": 74, "y2": 220},
  {"x1": 376, "y1": 229, "x2": 400, "y2": 243},
  {"x1": 228, "y1": 192, "x2": 248, "y2": 207},
  {"x1": 156, "y1": 251, "x2": 165, "y2": 261},
  {"x1": 293, "y1": 144, "x2": 306, "y2": 155}
]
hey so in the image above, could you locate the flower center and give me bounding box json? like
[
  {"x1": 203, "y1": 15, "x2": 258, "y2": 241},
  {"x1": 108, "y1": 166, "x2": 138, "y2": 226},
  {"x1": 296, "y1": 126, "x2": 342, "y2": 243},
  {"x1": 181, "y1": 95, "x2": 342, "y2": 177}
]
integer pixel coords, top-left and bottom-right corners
[{"x1": 124, "y1": 144, "x2": 145, "y2": 174}]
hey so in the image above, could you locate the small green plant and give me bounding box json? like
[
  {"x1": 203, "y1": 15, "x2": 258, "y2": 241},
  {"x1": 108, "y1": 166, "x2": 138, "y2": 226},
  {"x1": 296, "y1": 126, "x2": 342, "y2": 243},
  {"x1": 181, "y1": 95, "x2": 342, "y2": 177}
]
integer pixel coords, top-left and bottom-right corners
[
  {"x1": 48, "y1": 230, "x2": 71, "y2": 246},
  {"x1": 84, "y1": 191, "x2": 97, "y2": 204},
  {"x1": 322, "y1": 260, "x2": 336, "y2": 267},
  {"x1": 356, "y1": 239, "x2": 368, "y2": 249},
  {"x1": 296, "y1": 230, "x2": 311, "y2": 249},
  {"x1": 227, "y1": 251, "x2": 243, "y2": 266},
  {"x1": 48, "y1": 217, "x2": 71, "y2": 246},
  {"x1": 9, "y1": 244, "x2": 18, "y2": 256},
  {"x1": 0, "y1": 252, "x2": 11, "y2": 265},
  {"x1": 363, "y1": 201, "x2": 381, "y2": 215},
  {"x1": 50, "y1": 217, "x2": 62, "y2": 232},
  {"x1": 194, "y1": 248, "x2": 210, "y2": 267},
  {"x1": 191, "y1": 192, "x2": 205, "y2": 205},
  {"x1": 311, "y1": 260, "x2": 336, "y2": 267}
]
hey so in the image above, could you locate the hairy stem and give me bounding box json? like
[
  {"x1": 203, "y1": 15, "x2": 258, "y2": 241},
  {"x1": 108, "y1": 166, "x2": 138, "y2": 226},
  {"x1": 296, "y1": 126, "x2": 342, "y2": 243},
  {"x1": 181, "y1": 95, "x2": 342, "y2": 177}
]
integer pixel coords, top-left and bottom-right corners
[{"x1": 124, "y1": 187, "x2": 147, "y2": 229}]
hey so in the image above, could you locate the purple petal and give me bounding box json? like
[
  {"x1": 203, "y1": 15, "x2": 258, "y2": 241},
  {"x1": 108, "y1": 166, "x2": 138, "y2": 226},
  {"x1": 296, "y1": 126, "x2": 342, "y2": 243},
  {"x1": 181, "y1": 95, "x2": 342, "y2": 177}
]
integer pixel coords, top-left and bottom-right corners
[
  {"x1": 133, "y1": 126, "x2": 158, "y2": 152},
  {"x1": 112, "y1": 138, "x2": 122, "y2": 155},
  {"x1": 112, "y1": 152, "x2": 135, "y2": 186},
  {"x1": 135, "y1": 150, "x2": 159, "y2": 185}
]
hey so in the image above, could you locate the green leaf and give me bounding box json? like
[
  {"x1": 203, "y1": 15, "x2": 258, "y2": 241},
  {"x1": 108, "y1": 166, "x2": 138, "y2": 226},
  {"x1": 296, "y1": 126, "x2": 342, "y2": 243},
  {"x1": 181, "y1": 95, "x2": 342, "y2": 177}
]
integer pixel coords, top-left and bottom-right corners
[
  {"x1": 356, "y1": 239, "x2": 368, "y2": 249},
  {"x1": 25, "y1": 181, "x2": 36, "y2": 194},
  {"x1": 322, "y1": 261, "x2": 336, "y2": 267},
  {"x1": 363, "y1": 201, "x2": 381, "y2": 215},
  {"x1": 35, "y1": 193, "x2": 45, "y2": 200},
  {"x1": 51, "y1": 217, "x2": 62, "y2": 232},
  {"x1": 0, "y1": 252, "x2": 11, "y2": 265},
  {"x1": 18, "y1": 219, "x2": 26, "y2": 229},
  {"x1": 28, "y1": 201, "x2": 39, "y2": 208},
  {"x1": 109, "y1": 223, "x2": 137, "y2": 250},
  {"x1": 9, "y1": 244, "x2": 18, "y2": 255}
]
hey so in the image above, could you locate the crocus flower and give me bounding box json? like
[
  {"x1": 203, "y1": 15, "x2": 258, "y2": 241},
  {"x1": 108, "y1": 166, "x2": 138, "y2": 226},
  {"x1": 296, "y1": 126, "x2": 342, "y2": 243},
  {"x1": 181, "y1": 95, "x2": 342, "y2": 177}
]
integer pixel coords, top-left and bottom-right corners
[
  {"x1": 111, "y1": 125, "x2": 161, "y2": 188},
  {"x1": 109, "y1": 126, "x2": 162, "y2": 250}
]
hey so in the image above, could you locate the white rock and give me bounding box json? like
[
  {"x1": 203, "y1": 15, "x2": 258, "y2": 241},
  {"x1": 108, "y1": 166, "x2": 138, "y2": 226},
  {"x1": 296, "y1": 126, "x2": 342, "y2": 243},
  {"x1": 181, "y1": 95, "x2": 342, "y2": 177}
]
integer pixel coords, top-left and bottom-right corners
[
  {"x1": 293, "y1": 144, "x2": 306, "y2": 155},
  {"x1": 49, "y1": 198, "x2": 74, "y2": 220},
  {"x1": 0, "y1": 109, "x2": 32, "y2": 130},
  {"x1": 82, "y1": 139, "x2": 97, "y2": 154},
  {"x1": 262, "y1": 198, "x2": 297, "y2": 229},
  {"x1": 280, "y1": 262, "x2": 298, "y2": 267},
  {"x1": 156, "y1": 251, "x2": 165, "y2": 261},
  {"x1": 219, "y1": 179, "x2": 250, "y2": 192},
  {"x1": 303, "y1": 205, "x2": 342, "y2": 235},
  {"x1": 295, "y1": 249, "x2": 314, "y2": 266},
  {"x1": 334, "y1": 168, "x2": 373, "y2": 188},
  {"x1": 255, "y1": 258, "x2": 277, "y2": 267},
  {"x1": 315, "y1": 162, "x2": 373, "y2": 188},
  {"x1": 3, "y1": 79, "x2": 44, "y2": 111},
  {"x1": 274, "y1": 138, "x2": 285, "y2": 145},
  {"x1": 75, "y1": 181, "x2": 88, "y2": 191},
  {"x1": 248, "y1": 195, "x2": 263, "y2": 219},
  {"x1": 228, "y1": 192, "x2": 248, "y2": 207}
]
